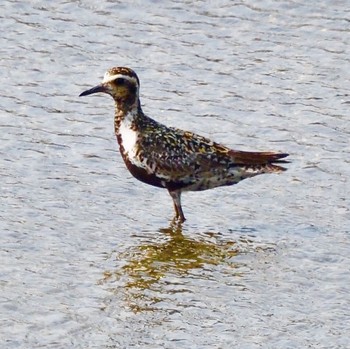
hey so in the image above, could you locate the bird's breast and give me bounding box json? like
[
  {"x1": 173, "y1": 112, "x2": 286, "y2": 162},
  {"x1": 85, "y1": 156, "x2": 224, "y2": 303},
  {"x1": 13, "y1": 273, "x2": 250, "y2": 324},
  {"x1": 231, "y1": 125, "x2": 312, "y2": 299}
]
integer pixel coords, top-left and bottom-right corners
[{"x1": 118, "y1": 120, "x2": 138, "y2": 158}]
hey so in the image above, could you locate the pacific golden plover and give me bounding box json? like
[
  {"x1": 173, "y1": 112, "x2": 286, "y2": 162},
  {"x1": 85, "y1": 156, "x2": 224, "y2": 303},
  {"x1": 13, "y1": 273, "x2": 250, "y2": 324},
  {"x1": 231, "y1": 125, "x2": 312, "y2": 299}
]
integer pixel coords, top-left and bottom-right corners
[{"x1": 80, "y1": 67, "x2": 289, "y2": 222}]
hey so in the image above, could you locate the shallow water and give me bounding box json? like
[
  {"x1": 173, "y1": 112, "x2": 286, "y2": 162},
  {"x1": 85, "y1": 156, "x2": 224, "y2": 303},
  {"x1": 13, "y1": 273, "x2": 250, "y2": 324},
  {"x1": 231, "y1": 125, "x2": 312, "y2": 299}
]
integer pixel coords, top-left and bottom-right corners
[{"x1": 1, "y1": 1, "x2": 349, "y2": 348}]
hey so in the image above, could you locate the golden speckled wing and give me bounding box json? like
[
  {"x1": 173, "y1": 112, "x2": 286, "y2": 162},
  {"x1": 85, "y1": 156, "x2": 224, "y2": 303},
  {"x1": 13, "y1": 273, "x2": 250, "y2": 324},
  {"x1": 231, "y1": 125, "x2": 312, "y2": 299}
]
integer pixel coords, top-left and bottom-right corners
[
  {"x1": 136, "y1": 118, "x2": 288, "y2": 186},
  {"x1": 137, "y1": 124, "x2": 238, "y2": 181}
]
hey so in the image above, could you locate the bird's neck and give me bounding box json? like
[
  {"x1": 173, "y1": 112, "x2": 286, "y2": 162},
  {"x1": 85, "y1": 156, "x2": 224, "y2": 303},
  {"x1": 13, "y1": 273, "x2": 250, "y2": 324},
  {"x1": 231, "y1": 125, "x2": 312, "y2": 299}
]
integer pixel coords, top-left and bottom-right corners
[
  {"x1": 113, "y1": 99, "x2": 144, "y2": 163},
  {"x1": 114, "y1": 98, "x2": 142, "y2": 133}
]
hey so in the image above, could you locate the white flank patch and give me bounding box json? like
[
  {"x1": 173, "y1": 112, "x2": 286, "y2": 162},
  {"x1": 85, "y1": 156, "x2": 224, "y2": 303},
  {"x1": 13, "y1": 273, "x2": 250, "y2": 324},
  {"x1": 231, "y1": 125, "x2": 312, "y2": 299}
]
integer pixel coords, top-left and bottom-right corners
[{"x1": 118, "y1": 115, "x2": 138, "y2": 157}]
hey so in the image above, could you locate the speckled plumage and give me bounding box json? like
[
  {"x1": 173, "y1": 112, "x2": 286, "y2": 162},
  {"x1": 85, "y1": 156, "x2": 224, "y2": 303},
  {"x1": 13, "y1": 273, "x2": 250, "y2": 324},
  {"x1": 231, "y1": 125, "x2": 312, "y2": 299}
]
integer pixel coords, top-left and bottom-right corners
[{"x1": 80, "y1": 67, "x2": 289, "y2": 222}]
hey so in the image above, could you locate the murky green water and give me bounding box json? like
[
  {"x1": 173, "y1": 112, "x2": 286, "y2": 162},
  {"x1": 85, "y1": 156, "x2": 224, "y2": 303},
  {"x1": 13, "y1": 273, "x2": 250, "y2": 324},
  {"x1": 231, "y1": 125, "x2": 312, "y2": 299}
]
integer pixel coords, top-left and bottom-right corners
[{"x1": 1, "y1": 1, "x2": 349, "y2": 348}]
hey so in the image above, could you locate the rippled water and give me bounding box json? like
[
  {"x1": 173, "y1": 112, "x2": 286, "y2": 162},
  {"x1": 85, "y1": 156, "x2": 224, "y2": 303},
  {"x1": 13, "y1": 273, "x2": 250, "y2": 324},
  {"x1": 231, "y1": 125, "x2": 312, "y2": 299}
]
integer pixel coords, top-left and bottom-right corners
[{"x1": 1, "y1": 1, "x2": 349, "y2": 348}]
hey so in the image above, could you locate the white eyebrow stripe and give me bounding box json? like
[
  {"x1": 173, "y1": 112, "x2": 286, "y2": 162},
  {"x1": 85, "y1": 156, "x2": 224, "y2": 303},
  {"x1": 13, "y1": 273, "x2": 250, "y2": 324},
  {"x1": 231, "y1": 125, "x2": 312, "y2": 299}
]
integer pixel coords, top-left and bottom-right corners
[{"x1": 102, "y1": 73, "x2": 137, "y2": 84}]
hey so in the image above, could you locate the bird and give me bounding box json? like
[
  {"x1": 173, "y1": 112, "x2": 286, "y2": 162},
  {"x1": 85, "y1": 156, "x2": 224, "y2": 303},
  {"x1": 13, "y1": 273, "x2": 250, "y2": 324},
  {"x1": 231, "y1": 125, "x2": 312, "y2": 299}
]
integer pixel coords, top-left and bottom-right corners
[{"x1": 79, "y1": 67, "x2": 289, "y2": 222}]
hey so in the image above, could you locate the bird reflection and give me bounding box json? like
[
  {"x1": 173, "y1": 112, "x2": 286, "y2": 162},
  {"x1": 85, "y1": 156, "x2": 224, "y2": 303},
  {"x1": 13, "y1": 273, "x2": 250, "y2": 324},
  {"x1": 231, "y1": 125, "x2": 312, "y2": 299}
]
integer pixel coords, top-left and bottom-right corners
[{"x1": 100, "y1": 223, "x2": 240, "y2": 312}]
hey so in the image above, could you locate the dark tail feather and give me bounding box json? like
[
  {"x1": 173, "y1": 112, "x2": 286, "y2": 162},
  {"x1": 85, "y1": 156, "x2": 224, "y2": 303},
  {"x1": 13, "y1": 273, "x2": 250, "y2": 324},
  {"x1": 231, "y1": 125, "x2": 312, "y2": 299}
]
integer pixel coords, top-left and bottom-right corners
[
  {"x1": 229, "y1": 150, "x2": 289, "y2": 165},
  {"x1": 269, "y1": 153, "x2": 290, "y2": 164},
  {"x1": 228, "y1": 150, "x2": 290, "y2": 174}
]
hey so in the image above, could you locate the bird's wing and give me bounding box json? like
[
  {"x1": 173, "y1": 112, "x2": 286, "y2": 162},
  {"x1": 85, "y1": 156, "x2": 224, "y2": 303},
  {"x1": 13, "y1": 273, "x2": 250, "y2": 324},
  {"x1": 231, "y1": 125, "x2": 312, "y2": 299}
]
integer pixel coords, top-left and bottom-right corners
[
  {"x1": 138, "y1": 116, "x2": 289, "y2": 181},
  {"x1": 139, "y1": 128, "x2": 240, "y2": 180}
]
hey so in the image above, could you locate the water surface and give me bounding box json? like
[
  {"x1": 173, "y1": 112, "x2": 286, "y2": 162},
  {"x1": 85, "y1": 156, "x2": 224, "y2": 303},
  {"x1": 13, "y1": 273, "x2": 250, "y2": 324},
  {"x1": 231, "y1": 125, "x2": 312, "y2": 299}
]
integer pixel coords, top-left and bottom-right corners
[{"x1": 1, "y1": 1, "x2": 349, "y2": 348}]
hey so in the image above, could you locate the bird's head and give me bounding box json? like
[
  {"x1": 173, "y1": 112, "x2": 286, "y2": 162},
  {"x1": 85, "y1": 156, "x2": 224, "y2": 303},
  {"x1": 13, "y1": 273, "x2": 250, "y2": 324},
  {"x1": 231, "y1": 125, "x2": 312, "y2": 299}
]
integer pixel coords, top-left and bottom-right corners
[{"x1": 79, "y1": 67, "x2": 140, "y2": 107}]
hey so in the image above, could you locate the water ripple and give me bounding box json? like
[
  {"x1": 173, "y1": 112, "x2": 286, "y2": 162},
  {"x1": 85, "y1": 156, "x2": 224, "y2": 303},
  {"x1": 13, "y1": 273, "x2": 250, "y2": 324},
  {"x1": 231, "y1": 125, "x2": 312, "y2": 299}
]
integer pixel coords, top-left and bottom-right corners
[{"x1": 1, "y1": 1, "x2": 349, "y2": 348}]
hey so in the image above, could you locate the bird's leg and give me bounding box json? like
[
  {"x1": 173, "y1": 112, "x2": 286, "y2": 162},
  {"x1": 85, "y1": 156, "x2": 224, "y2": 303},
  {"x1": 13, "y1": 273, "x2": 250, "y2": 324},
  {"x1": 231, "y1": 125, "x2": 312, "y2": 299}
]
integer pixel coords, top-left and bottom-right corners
[{"x1": 168, "y1": 190, "x2": 186, "y2": 223}]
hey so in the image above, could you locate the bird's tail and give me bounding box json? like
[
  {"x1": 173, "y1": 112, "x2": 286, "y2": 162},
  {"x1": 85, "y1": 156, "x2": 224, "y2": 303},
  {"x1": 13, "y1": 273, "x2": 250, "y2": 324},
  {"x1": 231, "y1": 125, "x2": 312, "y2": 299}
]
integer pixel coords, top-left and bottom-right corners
[{"x1": 228, "y1": 150, "x2": 289, "y2": 174}]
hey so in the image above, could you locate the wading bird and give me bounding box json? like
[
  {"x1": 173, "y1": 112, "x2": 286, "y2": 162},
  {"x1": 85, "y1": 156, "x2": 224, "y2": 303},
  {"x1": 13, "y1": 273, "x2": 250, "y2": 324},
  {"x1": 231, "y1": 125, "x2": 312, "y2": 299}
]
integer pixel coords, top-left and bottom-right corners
[{"x1": 80, "y1": 67, "x2": 289, "y2": 222}]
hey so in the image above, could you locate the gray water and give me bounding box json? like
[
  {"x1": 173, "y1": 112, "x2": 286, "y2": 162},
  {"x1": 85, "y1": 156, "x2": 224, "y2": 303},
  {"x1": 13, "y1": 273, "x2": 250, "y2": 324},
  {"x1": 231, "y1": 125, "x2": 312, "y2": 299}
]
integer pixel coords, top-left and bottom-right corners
[{"x1": 1, "y1": 1, "x2": 349, "y2": 348}]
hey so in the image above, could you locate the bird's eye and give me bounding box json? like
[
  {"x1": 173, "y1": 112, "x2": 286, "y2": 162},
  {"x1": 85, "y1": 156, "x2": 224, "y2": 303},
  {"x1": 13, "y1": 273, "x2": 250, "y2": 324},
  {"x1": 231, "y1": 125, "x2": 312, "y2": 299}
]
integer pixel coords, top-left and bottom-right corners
[{"x1": 115, "y1": 78, "x2": 126, "y2": 85}]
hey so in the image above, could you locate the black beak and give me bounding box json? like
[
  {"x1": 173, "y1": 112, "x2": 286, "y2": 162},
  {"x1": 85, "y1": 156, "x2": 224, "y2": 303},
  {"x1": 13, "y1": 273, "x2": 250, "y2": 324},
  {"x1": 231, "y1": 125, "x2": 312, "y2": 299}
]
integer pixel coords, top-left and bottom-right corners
[{"x1": 79, "y1": 84, "x2": 106, "y2": 97}]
